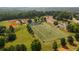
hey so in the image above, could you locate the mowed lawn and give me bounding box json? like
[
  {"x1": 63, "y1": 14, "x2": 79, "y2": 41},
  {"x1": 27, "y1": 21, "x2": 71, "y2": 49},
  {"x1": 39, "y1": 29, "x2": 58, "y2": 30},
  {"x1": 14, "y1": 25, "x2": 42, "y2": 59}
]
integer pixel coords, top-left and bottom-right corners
[{"x1": 32, "y1": 22, "x2": 69, "y2": 41}]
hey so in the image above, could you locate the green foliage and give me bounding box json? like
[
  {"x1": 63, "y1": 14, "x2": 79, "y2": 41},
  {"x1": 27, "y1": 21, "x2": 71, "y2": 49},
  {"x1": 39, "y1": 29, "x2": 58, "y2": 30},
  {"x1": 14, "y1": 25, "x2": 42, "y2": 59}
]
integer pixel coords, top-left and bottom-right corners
[
  {"x1": 9, "y1": 25, "x2": 15, "y2": 32},
  {"x1": 27, "y1": 24, "x2": 34, "y2": 35},
  {"x1": 31, "y1": 40, "x2": 41, "y2": 51},
  {"x1": 3, "y1": 44, "x2": 27, "y2": 51},
  {"x1": 54, "y1": 11, "x2": 73, "y2": 20},
  {"x1": 67, "y1": 22, "x2": 79, "y2": 33},
  {"x1": 67, "y1": 36, "x2": 74, "y2": 45},
  {"x1": 0, "y1": 38, "x2": 5, "y2": 48},
  {"x1": 75, "y1": 33, "x2": 79, "y2": 41},
  {"x1": 15, "y1": 44, "x2": 27, "y2": 51},
  {"x1": 7, "y1": 33, "x2": 16, "y2": 42},
  {"x1": 52, "y1": 41, "x2": 58, "y2": 51},
  {"x1": 5, "y1": 45, "x2": 15, "y2": 51},
  {"x1": 60, "y1": 38, "x2": 66, "y2": 46},
  {"x1": 34, "y1": 17, "x2": 43, "y2": 24},
  {"x1": 0, "y1": 26, "x2": 6, "y2": 34},
  {"x1": 8, "y1": 45, "x2": 16, "y2": 51}
]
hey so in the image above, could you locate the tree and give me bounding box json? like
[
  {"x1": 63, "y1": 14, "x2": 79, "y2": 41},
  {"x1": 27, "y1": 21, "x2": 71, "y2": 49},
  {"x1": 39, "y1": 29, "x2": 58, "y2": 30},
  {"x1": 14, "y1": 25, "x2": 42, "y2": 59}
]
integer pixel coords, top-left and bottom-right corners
[
  {"x1": 15, "y1": 44, "x2": 21, "y2": 51},
  {"x1": 67, "y1": 36, "x2": 74, "y2": 45},
  {"x1": 60, "y1": 38, "x2": 66, "y2": 46},
  {"x1": 9, "y1": 25, "x2": 15, "y2": 32},
  {"x1": 0, "y1": 26, "x2": 6, "y2": 35},
  {"x1": 67, "y1": 23, "x2": 75, "y2": 32},
  {"x1": 3, "y1": 44, "x2": 27, "y2": 51},
  {"x1": 67, "y1": 23, "x2": 79, "y2": 33},
  {"x1": 8, "y1": 45, "x2": 15, "y2": 51},
  {"x1": 31, "y1": 40, "x2": 41, "y2": 51},
  {"x1": 7, "y1": 33, "x2": 16, "y2": 42},
  {"x1": 75, "y1": 33, "x2": 79, "y2": 41},
  {"x1": 19, "y1": 44, "x2": 27, "y2": 51},
  {"x1": 0, "y1": 38, "x2": 5, "y2": 48},
  {"x1": 15, "y1": 44, "x2": 27, "y2": 51},
  {"x1": 52, "y1": 41, "x2": 58, "y2": 51},
  {"x1": 27, "y1": 24, "x2": 34, "y2": 35}
]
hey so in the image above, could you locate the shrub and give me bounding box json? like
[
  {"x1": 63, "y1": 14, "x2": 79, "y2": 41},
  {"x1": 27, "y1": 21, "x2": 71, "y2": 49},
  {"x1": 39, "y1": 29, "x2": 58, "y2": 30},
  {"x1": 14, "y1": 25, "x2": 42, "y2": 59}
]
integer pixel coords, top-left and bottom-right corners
[
  {"x1": 27, "y1": 24, "x2": 34, "y2": 35},
  {"x1": 9, "y1": 25, "x2": 15, "y2": 32},
  {"x1": 52, "y1": 41, "x2": 58, "y2": 51},
  {"x1": 15, "y1": 44, "x2": 27, "y2": 51},
  {"x1": 0, "y1": 38, "x2": 5, "y2": 48},
  {"x1": 67, "y1": 36, "x2": 74, "y2": 45},
  {"x1": 7, "y1": 33, "x2": 16, "y2": 42},
  {"x1": 75, "y1": 33, "x2": 79, "y2": 41},
  {"x1": 31, "y1": 40, "x2": 41, "y2": 51},
  {"x1": 60, "y1": 38, "x2": 66, "y2": 46},
  {"x1": 8, "y1": 45, "x2": 15, "y2": 51},
  {"x1": 0, "y1": 26, "x2": 6, "y2": 34}
]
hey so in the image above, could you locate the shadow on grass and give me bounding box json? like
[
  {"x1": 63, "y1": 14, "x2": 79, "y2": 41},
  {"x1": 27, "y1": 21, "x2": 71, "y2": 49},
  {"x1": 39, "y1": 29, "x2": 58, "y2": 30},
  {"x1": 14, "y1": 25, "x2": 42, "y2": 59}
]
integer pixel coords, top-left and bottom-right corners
[
  {"x1": 0, "y1": 46, "x2": 4, "y2": 49},
  {"x1": 70, "y1": 43, "x2": 77, "y2": 47},
  {"x1": 62, "y1": 45, "x2": 69, "y2": 49},
  {"x1": 53, "y1": 49, "x2": 58, "y2": 51}
]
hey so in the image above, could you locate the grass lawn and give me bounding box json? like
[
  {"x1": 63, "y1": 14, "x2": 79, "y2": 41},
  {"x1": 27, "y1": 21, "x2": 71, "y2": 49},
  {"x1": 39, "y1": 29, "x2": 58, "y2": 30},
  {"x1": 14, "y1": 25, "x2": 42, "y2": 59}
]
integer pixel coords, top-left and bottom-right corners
[
  {"x1": 0, "y1": 21, "x2": 10, "y2": 26},
  {"x1": 32, "y1": 22, "x2": 69, "y2": 41}
]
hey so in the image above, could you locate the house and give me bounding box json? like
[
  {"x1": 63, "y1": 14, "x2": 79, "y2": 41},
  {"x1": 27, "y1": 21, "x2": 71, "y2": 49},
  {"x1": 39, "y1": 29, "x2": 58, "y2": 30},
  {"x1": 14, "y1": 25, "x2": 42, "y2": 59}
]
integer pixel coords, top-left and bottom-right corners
[
  {"x1": 44, "y1": 16, "x2": 55, "y2": 25},
  {"x1": 57, "y1": 22, "x2": 67, "y2": 31},
  {"x1": 72, "y1": 18, "x2": 79, "y2": 24}
]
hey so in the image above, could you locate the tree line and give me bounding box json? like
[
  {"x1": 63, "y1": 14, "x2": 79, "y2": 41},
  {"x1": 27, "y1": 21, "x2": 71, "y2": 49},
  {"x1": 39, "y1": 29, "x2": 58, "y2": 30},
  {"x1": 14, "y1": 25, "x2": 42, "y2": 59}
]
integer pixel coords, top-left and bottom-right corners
[{"x1": 0, "y1": 10, "x2": 78, "y2": 21}]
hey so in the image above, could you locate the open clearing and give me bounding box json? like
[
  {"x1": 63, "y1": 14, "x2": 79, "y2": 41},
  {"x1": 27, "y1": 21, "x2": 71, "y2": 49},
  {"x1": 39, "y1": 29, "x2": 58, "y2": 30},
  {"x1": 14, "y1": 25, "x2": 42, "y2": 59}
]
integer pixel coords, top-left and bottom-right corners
[{"x1": 32, "y1": 23, "x2": 69, "y2": 42}]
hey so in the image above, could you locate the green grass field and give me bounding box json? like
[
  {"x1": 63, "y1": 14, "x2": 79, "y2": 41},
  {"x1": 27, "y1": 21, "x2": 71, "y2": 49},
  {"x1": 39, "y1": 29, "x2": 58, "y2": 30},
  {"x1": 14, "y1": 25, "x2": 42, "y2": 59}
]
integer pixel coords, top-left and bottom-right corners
[{"x1": 32, "y1": 23, "x2": 69, "y2": 41}]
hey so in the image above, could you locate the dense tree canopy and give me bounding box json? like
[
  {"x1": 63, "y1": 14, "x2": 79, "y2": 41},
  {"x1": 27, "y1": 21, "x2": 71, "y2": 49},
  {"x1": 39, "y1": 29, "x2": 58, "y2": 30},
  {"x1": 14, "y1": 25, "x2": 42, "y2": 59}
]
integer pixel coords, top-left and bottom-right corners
[
  {"x1": 67, "y1": 22, "x2": 79, "y2": 33},
  {"x1": 31, "y1": 40, "x2": 41, "y2": 51},
  {"x1": 0, "y1": 10, "x2": 75, "y2": 21}
]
